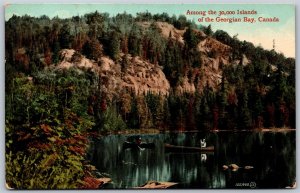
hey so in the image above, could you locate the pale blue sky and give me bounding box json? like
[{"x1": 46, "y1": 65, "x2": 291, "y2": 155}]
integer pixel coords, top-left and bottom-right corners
[{"x1": 5, "y1": 4, "x2": 295, "y2": 57}]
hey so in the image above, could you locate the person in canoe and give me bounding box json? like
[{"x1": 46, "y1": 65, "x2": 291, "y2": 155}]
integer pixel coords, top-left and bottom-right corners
[
  {"x1": 123, "y1": 135, "x2": 155, "y2": 150},
  {"x1": 200, "y1": 139, "x2": 206, "y2": 148}
]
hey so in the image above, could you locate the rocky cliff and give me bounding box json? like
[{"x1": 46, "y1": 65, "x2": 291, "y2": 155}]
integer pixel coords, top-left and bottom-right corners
[
  {"x1": 53, "y1": 22, "x2": 253, "y2": 97},
  {"x1": 54, "y1": 49, "x2": 170, "y2": 98}
]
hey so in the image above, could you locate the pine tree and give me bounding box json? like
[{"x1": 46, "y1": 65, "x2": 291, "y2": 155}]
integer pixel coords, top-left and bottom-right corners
[
  {"x1": 128, "y1": 24, "x2": 142, "y2": 57},
  {"x1": 52, "y1": 41, "x2": 60, "y2": 64},
  {"x1": 128, "y1": 95, "x2": 139, "y2": 129},
  {"x1": 86, "y1": 11, "x2": 104, "y2": 39},
  {"x1": 217, "y1": 75, "x2": 228, "y2": 129},
  {"x1": 59, "y1": 23, "x2": 73, "y2": 49},
  {"x1": 121, "y1": 54, "x2": 129, "y2": 73},
  {"x1": 183, "y1": 27, "x2": 198, "y2": 49},
  {"x1": 203, "y1": 24, "x2": 213, "y2": 36},
  {"x1": 108, "y1": 31, "x2": 120, "y2": 61},
  {"x1": 82, "y1": 38, "x2": 103, "y2": 61},
  {"x1": 251, "y1": 90, "x2": 264, "y2": 128},
  {"x1": 162, "y1": 98, "x2": 171, "y2": 129},
  {"x1": 238, "y1": 90, "x2": 252, "y2": 129}
]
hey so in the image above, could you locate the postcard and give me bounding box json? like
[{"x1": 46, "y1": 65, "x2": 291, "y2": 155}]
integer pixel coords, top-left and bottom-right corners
[{"x1": 5, "y1": 4, "x2": 295, "y2": 189}]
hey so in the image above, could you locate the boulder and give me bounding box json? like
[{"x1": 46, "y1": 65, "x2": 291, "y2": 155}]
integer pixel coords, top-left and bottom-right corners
[
  {"x1": 136, "y1": 181, "x2": 178, "y2": 189},
  {"x1": 229, "y1": 164, "x2": 239, "y2": 171},
  {"x1": 244, "y1": 166, "x2": 254, "y2": 170},
  {"x1": 222, "y1": 165, "x2": 229, "y2": 170}
]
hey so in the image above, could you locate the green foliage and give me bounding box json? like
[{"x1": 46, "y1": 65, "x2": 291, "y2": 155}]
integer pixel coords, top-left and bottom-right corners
[
  {"x1": 100, "y1": 106, "x2": 127, "y2": 132},
  {"x1": 183, "y1": 27, "x2": 199, "y2": 49},
  {"x1": 145, "y1": 93, "x2": 164, "y2": 128},
  {"x1": 237, "y1": 91, "x2": 252, "y2": 129},
  {"x1": 59, "y1": 23, "x2": 73, "y2": 49},
  {"x1": 86, "y1": 11, "x2": 105, "y2": 39},
  {"x1": 202, "y1": 24, "x2": 213, "y2": 36},
  {"x1": 108, "y1": 31, "x2": 121, "y2": 61},
  {"x1": 173, "y1": 15, "x2": 188, "y2": 30},
  {"x1": 82, "y1": 38, "x2": 103, "y2": 61},
  {"x1": 6, "y1": 150, "x2": 84, "y2": 189},
  {"x1": 128, "y1": 96, "x2": 140, "y2": 129},
  {"x1": 213, "y1": 30, "x2": 232, "y2": 45},
  {"x1": 188, "y1": 48, "x2": 202, "y2": 68},
  {"x1": 128, "y1": 24, "x2": 143, "y2": 57},
  {"x1": 5, "y1": 68, "x2": 97, "y2": 189}
]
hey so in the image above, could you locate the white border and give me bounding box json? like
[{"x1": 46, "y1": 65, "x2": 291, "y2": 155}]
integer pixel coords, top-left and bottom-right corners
[{"x1": 0, "y1": 0, "x2": 298, "y2": 193}]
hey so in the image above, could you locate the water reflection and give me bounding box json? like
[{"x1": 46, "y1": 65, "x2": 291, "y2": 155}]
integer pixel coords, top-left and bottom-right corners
[{"x1": 87, "y1": 131, "x2": 295, "y2": 189}]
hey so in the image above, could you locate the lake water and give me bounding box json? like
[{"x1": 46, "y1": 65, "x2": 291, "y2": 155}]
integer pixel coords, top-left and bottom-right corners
[{"x1": 87, "y1": 131, "x2": 296, "y2": 189}]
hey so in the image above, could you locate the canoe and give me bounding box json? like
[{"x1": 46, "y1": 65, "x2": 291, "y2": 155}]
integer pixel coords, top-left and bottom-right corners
[
  {"x1": 123, "y1": 141, "x2": 155, "y2": 149},
  {"x1": 164, "y1": 143, "x2": 214, "y2": 152}
]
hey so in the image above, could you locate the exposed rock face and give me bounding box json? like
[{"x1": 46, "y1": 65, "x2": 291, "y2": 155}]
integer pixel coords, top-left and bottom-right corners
[
  {"x1": 176, "y1": 76, "x2": 196, "y2": 94},
  {"x1": 54, "y1": 21, "x2": 241, "y2": 96},
  {"x1": 154, "y1": 22, "x2": 233, "y2": 92},
  {"x1": 138, "y1": 21, "x2": 189, "y2": 44},
  {"x1": 57, "y1": 49, "x2": 96, "y2": 70},
  {"x1": 198, "y1": 37, "x2": 231, "y2": 59},
  {"x1": 232, "y1": 54, "x2": 251, "y2": 66},
  {"x1": 54, "y1": 49, "x2": 170, "y2": 97},
  {"x1": 55, "y1": 49, "x2": 121, "y2": 99},
  {"x1": 155, "y1": 22, "x2": 186, "y2": 44},
  {"x1": 242, "y1": 54, "x2": 250, "y2": 66},
  {"x1": 196, "y1": 37, "x2": 232, "y2": 92},
  {"x1": 98, "y1": 56, "x2": 122, "y2": 99},
  {"x1": 121, "y1": 55, "x2": 170, "y2": 95}
]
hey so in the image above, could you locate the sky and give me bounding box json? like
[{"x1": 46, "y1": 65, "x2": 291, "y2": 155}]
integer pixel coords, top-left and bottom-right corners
[{"x1": 5, "y1": 4, "x2": 295, "y2": 58}]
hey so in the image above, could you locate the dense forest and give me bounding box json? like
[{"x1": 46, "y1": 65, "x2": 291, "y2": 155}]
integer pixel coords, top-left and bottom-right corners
[{"x1": 5, "y1": 11, "x2": 295, "y2": 189}]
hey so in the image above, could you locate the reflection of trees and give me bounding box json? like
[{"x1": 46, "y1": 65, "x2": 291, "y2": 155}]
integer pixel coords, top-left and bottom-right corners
[
  {"x1": 257, "y1": 132, "x2": 296, "y2": 188},
  {"x1": 219, "y1": 131, "x2": 295, "y2": 188},
  {"x1": 87, "y1": 131, "x2": 295, "y2": 188}
]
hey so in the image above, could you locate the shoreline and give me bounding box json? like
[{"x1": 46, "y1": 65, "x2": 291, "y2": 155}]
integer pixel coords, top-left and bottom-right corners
[{"x1": 91, "y1": 127, "x2": 295, "y2": 137}]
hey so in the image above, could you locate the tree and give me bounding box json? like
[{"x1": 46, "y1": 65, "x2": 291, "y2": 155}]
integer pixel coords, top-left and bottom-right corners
[
  {"x1": 85, "y1": 11, "x2": 105, "y2": 39},
  {"x1": 82, "y1": 38, "x2": 103, "y2": 61},
  {"x1": 120, "y1": 91, "x2": 131, "y2": 122},
  {"x1": 121, "y1": 36, "x2": 129, "y2": 54},
  {"x1": 187, "y1": 48, "x2": 201, "y2": 68},
  {"x1": 162, "y1": 98, "x2": 171, "y2": 129},
  {"x1": 59, "y1": 23, "x2": 73, "y2": 49},
  {"x1": 197, "y1": 82, "x2": 215, "y2": 130},
  {"x1": 145, "y1": 93, "x2": 164, "y2": 128},
  {"x1": 213, "y1": 30, "x2": 231, "y2": 45},
  {"x1": 217, "y1": 75, "x2": 228, "y2": 130},
  {"x1": 186, "y1": 95, "x2": 196, "y2": 130},
  {"x1": 274, "y1": 63, "x2": 287, "y2": 100},
  {"x1": 251, "y1": 90, "x2": 264, "y2": 128},
  {"x1": 108, "y1": 31, "x2": 120, "y2": 61},
  {"x1": 238, "y1": 90, "x2": 252, "y2": 129},
  {"x1": 128, "y1": 24, "x2": 143, "y2": 57},
  {"x1": 121, "y1": 54, "x2": 130, "y2": 73},
  {"x1": 183, "y1": 27, "x2": 198, "y2": 49},
  {"x1": 52, "y1": 41, "x2": 60, "y2": 64},
  {"x1": 203, "y1": 24, "x2": 213, "y2": 36},
  {"x1": 173, "y1": 15, "x2": 188, "y2": 29},
  {"x1": 128, "y1": 95, "x2": 139, "y2": 129}
]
